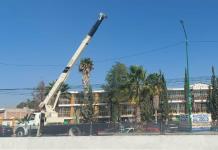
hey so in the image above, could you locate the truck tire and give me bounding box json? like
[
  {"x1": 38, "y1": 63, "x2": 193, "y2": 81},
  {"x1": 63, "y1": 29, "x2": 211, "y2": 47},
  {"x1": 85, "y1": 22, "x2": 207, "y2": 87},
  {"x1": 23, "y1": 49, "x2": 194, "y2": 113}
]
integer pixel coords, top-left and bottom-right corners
[
  {"x1": 68, "y1": 127, "x2": 81, "y2": 136},
  {"x1": 16, "y1": 128, "x2": 25, "y2": 137}
]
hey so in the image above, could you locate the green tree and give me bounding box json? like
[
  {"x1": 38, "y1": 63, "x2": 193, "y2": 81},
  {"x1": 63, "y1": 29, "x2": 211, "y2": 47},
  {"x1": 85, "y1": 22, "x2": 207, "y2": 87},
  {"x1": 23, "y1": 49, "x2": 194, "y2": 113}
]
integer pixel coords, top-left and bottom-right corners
[
  {"x1": 103, "y1": 62, "x2": 129, "y2": 122},
  {"x1": 79, "y1": 58, "x2": 94, "y2": 123},
  {"x1": 16, "y1": 81, "x2": 70, "y2": 110},
  {"x1": 140, "y1": 87, "x2": 153, "y2": 121},
  {"x1": 80, "y1": 86, "x2": 94, "y2": 123},
  {"x1": 128, "y1": 65, "x2": 146, "y2": 122},
  {"x1": 207, "y1": 66, "x2": 218, "y2": 121},
  {"x1": 79, "y1": 58, "x2": 94, "y2": 94},
  {"x1": 146, "y1": 73, "x2": 163, "y2": 123},
  {"x1": 159, "y1": 73, "x2": 169, "y2": 121},
  {"x1": 45, "y1": 81, "x2": 71, "y2": 99}
]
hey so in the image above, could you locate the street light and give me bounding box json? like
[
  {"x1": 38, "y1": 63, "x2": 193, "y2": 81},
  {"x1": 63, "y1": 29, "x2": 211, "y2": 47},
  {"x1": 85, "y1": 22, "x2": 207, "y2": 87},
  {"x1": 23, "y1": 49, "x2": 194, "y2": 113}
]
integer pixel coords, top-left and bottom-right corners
[{"x1": 180, "y1": 20, "x2": 192, "y2": 130}]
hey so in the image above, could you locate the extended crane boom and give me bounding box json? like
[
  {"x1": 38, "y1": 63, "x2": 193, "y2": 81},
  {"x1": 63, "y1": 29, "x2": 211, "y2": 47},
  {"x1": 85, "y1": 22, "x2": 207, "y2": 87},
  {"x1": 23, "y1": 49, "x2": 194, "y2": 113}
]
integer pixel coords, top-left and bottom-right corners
[
  {"x1": 15, "y1": 13, "x2": 107, "y2": 137},
  {"x1": 39, "y1": 13, "x2": 107, "y2": 112}
]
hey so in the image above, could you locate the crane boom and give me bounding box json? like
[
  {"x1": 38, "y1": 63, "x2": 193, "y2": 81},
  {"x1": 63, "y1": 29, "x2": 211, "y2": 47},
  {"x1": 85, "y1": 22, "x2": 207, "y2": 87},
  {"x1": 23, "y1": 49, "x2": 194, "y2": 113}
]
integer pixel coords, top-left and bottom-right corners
[{"x1": 39, "y1": 13, "x2": 107, "y2": 110}]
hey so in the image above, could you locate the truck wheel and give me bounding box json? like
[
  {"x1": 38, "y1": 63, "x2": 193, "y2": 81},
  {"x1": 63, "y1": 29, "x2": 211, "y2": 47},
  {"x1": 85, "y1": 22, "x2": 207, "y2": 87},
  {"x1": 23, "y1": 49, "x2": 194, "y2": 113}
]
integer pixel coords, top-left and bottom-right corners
[
  {"x1": 16, "y1": 128, "x2": 25, "y2": 137},
  {"x1": 69, "y1": 128, "x2": 81, "y2": 136}
]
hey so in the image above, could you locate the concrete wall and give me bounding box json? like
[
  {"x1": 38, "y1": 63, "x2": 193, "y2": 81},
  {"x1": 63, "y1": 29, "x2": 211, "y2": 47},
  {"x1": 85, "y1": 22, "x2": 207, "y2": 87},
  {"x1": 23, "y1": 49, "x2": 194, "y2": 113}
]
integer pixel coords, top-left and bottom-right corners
[{"x1": 0, "y1": 135, "x2": 218, "y2": 150}]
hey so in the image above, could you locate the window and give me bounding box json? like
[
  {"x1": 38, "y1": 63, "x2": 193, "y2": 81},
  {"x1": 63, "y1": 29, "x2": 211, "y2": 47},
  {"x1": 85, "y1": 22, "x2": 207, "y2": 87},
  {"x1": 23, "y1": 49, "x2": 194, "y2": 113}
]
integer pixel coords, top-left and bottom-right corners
[
  {"x1": 58, "y1": 107, "x2": 70, "y2": 117},
  {"x1": 121, "y1": 104, "x2": 134, "y2": 116},
  {"x1": 98, "y1": 105, "x2": 110, "y2": 116}
]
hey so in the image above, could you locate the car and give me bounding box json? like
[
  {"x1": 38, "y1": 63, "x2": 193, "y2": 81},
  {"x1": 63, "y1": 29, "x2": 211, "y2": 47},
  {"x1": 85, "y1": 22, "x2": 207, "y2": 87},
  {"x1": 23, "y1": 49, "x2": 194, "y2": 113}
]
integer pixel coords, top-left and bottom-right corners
[
  {"x1": 122, "y1": 127, "x2": 135, "y2": 133},
  {"x1": 144, "y1": 123, "x2": 160, "y2": 133},
  {"x1": 0, "y1": 125, "x2": 13, "y2": 137}
]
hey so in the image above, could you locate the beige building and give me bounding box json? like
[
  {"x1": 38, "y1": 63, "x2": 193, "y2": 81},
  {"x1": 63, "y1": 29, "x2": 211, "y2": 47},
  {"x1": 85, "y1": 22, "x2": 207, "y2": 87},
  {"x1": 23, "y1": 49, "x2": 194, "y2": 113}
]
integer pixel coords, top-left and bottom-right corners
[
  {"x1": 168, "y1": 83, "x2": 209, "y2": 116},
  {"x1": 0, "y1": 108, "x2": 33, "y2": 127},
  {"x1": 58, "y1": 83, "x2": 210, "y2": 123},
  {"x1": 58, "y1": 90, "x2": 136, "y2": 123},
  {"x1": 0, "y1": 83, "x2": 209, "y2": 126}
]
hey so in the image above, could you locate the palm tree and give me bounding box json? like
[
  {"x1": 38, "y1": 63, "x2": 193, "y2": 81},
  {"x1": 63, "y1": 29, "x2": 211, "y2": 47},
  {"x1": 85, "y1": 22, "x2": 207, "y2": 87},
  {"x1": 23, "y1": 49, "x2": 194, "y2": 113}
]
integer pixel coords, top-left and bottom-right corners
[
  {"x1": 128, "y1": 65, "x2": 146, "y2": 123},
  {"x1": 45, "y1": 81, "x2": 71, "y2": 99},
  {"x1": 79, "y1": 58, "x2": 94, "y2": 122},
  {"x1": 45, "y1": 81, "x2": 71, "y2": 109},
  {"x1": 79, "y1": 58, "x2": 94, "y2": 94},
  {"x1": 146, "y1": 73, "x2": 162, "y2": 124}
]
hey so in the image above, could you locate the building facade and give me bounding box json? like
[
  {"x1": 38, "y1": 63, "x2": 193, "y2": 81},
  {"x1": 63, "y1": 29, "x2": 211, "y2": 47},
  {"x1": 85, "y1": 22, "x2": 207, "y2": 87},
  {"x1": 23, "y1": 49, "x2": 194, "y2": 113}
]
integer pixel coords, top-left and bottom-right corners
[
  {"x1": 0, "y1": 108, "x2": 33, "y2": 127},
  {"x1": 58, "y1": 83, "x2": 210, "y2": 123},
  {"x1": 168, "y1": 83, "x2": 208, "y2": 116}
]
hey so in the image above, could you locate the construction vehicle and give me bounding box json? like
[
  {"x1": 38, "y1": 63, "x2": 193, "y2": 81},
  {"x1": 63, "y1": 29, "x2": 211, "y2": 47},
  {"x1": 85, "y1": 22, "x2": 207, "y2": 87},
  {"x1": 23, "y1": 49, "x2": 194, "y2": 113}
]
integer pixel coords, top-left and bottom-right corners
[{"x1": 15, "y1": 13, "x2": 107, "y2": 137}]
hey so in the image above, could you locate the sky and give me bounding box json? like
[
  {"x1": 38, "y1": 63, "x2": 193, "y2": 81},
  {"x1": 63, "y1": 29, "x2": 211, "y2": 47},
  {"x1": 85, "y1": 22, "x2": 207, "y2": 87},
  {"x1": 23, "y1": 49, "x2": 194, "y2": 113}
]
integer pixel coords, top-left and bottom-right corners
[{"x1": 0, "y1": 0, "x2": 218, "y2": 107}]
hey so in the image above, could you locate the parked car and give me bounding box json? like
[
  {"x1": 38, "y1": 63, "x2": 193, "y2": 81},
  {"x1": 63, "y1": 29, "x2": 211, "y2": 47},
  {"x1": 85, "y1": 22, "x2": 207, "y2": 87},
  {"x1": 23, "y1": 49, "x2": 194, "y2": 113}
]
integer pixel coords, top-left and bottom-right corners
[
  {"x1": 0, "y1": 125, "x2": 13, "y2": 137},
  {"x1": 122, "y1": 127, "x2": 135, "y2": 133},
  {"x1": 144, "y1": 122, "x2": 160, "y2": 133}
]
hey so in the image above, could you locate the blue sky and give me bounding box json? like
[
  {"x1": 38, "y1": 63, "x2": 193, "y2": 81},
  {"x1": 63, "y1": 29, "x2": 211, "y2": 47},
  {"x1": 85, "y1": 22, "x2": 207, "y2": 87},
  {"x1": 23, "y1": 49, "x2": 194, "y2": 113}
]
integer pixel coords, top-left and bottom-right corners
[{"x1": 0, "y1": 0, "x2": 218, "y2": 107}]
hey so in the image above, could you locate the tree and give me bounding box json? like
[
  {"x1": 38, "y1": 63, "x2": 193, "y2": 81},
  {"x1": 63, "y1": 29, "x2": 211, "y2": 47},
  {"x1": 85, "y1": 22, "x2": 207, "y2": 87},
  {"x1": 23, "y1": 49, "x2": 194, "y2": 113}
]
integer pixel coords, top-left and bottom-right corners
[
  {"x1": 45, "y1": 81, "x2": 71, "y2": 99},
  {"x1": 103, "y1": 62, "x2": 129, "y2": 122},
  {"x1": 79, "y1": 58, "x2": 94, "y2": 94},
  {"x1": 16, "y1": 81, "x2": 70, "y2": 110},
  {"x1": 128, "y1": 65, "x2": 146, "y2": 122},
  {"x1": 146, "y1": 73, "x2": 163, "y2": 124},
  {"x1": 33, "y1": 81, "x2": 46, "y2": 102},
  {"x1": 207, "y1": 66, "x2": 218, "y2": 121},
  {"x1": 159, "y1": 73, "x2": 169, "y2": 121},
  {"x1": 16, "y1": 99, "x2": 33, "y2": 109},
  {"x1": 79, "y1": 58, "x2": 94, "y2": 123},
  {"x1": 16, "y1": 81, "x2": 46, "y2": 110},
  {"x1": 80, "y1": 86, "x2": 94, "y2": 123},
  {"x1": 140, "y1": 87, "x2": 153, "y2": 121}
]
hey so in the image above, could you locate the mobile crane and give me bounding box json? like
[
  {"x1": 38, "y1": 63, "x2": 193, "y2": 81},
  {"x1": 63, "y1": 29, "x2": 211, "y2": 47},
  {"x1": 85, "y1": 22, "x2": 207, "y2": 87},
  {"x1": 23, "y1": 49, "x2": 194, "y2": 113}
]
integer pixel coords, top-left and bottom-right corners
[{"x1": 15, "y1": 13, "x2": 107, "y2": 137}]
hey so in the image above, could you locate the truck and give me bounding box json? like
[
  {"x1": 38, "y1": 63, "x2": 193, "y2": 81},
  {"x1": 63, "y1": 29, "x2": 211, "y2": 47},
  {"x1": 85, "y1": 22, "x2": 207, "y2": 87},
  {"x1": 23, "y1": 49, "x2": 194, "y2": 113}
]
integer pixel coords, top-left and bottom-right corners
[{"x1": 15, "y1": 13, "x2": 107, "y2": 137}]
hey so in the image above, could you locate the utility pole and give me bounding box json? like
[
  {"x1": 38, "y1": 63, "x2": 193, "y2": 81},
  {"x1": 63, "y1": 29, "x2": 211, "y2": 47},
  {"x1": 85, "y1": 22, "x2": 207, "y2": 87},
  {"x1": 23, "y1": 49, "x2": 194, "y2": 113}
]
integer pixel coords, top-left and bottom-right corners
[{"x1": 180, "y1": 20, "x2": 192, "y2": 130}]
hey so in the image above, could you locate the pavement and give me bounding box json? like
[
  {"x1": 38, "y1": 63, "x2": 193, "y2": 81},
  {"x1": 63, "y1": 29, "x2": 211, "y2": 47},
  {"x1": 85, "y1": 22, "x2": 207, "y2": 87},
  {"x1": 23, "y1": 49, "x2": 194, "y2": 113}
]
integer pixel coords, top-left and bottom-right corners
[{"x1": 1, "y1": 135, "x2": 218, "y2": 150}]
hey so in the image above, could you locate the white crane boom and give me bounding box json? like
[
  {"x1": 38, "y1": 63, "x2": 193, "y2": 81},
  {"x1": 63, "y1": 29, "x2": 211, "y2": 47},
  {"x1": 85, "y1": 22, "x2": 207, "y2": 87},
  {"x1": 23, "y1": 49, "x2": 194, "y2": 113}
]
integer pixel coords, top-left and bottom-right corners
[{"x1": 39, "y1": 13, "x2": 107, "y2": 111}]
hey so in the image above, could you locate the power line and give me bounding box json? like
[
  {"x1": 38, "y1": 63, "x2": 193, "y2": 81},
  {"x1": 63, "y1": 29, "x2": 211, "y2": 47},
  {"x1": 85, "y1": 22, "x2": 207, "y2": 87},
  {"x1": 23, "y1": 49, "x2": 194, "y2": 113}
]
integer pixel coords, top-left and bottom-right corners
[
  {"x1": 189, "y1": 40, "x2": 218, "y2": 43},
  {"x1": 0, "y1": 76, "x2": 211, "y2": 90},
  {"x1": 94, "y1": 41, "x2": 184, "y2": 63},
  {"x1": 0, "y1": 40, "x2": 217, "y2": 68},
  {"x1": 0, "y1": 62, "x2": 64, "y2": 67},
  {"x1": 0, "y1": 41, "x2": 184, "y2": 67}
]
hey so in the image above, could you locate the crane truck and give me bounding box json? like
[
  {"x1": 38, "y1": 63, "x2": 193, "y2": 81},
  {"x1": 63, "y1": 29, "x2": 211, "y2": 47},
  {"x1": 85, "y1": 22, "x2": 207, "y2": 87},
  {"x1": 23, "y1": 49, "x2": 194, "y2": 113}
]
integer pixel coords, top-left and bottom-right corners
[{"x1": 15, "y1": 13, "x2": 108, "y2": 137}]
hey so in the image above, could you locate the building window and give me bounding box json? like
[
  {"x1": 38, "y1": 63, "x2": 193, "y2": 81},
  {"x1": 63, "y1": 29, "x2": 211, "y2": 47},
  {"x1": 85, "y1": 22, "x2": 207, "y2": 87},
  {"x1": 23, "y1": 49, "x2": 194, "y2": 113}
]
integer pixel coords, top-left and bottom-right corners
[
  {"x1": 98, "y1": 105, "x2": 110, "y2": 116},
  {"x1": 59, "y1": 98, "x2": 70, "y2": 104},
  {"x1": 168, "y1": 90, "x2": 184, "y2": 100},
  {"x1": 58, "y1": 107, "x2": 70, "y2": 117},
  {"x1": 120, "y1": 104, "x2": 135, "y2": 116},
  {"x1": 170, "y1": 103, "x2": 178, "y2": 114}
]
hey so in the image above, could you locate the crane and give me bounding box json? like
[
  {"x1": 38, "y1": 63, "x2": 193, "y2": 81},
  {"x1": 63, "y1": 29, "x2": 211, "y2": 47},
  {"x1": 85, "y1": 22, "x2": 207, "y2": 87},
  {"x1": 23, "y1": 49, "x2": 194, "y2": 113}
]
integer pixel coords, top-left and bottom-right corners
[
  {"x1": 15, "y1": 13, "x2": 107, "y2": 137},
  {"x1": 38, "y1": 13, "x2": 107, "y2": 124}
]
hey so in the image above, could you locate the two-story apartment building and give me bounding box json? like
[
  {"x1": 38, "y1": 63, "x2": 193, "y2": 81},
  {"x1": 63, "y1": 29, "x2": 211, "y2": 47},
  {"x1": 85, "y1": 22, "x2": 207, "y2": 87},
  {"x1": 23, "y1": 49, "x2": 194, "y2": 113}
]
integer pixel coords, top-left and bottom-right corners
[{"x1": 58, "y1": 83, "x2": 210, "y2": 123}]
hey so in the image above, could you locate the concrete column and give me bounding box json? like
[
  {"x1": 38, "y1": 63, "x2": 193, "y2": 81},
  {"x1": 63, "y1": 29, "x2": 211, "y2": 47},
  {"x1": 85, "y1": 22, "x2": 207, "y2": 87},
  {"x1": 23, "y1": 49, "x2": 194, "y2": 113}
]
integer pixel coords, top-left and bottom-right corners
[
  {"x1": 94, "y1": 93, "x2": 99, "y2": 116},
  {"x1": 0, "y1": 117, "x2": 2, "y2": 125},
  {"x1": 69, "y1": 94, "x2": 76, "y2": 124}
]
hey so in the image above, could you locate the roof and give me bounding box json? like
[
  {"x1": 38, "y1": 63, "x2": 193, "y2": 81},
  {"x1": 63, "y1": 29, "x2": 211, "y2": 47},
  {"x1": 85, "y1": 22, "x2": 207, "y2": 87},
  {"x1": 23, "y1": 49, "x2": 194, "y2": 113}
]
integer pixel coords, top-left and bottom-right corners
[
  {"x1": 168, "y1": 83, "x2": 209, "y2": 91},
  {"x1": 190, "y1": 83, "x2": 209, "y2": 90},
  {"x1": 68, "y1": 89, "x2": 105, "y2": 94},
  {"x1": 0, "y1": 108, "x2": 5, "y2": 113},
  {"x1": 69, "y1": 83, "x2": 210, "y2": 93}
]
